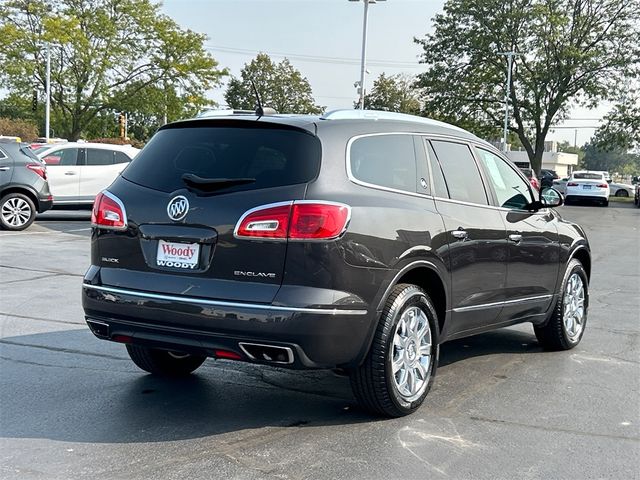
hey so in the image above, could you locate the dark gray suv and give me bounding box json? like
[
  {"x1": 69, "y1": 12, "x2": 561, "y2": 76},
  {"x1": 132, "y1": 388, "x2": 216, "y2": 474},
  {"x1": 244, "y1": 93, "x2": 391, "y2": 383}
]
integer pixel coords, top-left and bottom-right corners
[
  {"x1": 82, "y1": 110, "x2": 591, "y2": 417},
  {"x1": 0, "y1": 142, "x2": 53, "y2": 230}
]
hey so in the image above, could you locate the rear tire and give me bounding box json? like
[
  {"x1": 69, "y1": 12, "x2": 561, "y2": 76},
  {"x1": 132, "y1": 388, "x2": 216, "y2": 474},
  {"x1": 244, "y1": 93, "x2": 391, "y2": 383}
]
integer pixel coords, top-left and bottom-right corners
[
  {"x1": 0, "y1": 193, "x2": 36, "y2": 231},
  {"x1": 126, "y1": 345, "x2": 206, "y2": 376},
  {"x1": 350, "y1": 284, "x2": 439, "y2": 417},
  {"x1": 602, "y1": 199, "x2": 609, "y2": 207},
  {"x1": 534, "y1": 259, "x2": 588, "y2": 351}
]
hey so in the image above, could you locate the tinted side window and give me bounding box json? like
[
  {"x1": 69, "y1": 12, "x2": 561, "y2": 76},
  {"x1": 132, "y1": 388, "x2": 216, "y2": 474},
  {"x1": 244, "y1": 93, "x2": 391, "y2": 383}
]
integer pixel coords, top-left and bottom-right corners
[
  {"x1": 86, "y1": 149, "x2": 115, "y2": 166},
  {"x1": 350, "y1": 134, "x2": 417, "y2": 193},
  {"x1": 114, "y1": 151, "x2": 132, "y2": 164},
  {"x1": 425, "y1": 140, "x2": 449, "y2": 198},
  {"x1": 430, "y1": 140, "x2": 488, "y2": 205},
  {"x1": 46, "y1": 148, "x2": 79, "y2": 166},
  {"x1": 475, "y1": 148, "x2": 534, "y2": 209}
]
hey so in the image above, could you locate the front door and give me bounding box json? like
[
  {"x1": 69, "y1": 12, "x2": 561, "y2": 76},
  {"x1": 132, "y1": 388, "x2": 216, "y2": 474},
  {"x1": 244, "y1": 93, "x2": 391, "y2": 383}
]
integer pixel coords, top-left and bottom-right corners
[
  {"x1": 42, "y1": 147, "x2": 82, "y2": 201},
  {"x1": 425, "y1": 139, "x2": 508, "y2": 337},
  {"x1": 473, "y1": 147, "x2": 559, "y2": 322}
]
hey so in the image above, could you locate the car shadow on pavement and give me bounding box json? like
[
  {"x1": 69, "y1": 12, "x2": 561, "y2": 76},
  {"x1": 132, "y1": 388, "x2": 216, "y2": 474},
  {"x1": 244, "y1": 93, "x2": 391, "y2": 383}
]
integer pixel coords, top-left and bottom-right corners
[{"x1": 0, "y1": 326, "x2": 542, "y2": 444}]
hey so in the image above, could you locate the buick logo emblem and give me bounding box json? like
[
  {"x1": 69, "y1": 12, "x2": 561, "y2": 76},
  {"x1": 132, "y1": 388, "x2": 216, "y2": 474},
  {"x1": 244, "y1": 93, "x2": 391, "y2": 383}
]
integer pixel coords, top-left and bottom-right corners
[{"x1": 167, "y1": 196, "x2": 189, "y2": 221}]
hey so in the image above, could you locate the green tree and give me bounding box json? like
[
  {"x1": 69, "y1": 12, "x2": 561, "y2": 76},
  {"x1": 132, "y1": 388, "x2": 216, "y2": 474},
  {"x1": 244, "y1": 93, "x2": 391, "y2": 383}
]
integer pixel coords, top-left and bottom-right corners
[
  {"x1": 592, "y1": 89, "x2": 640, "y2": 151},
  {"x1": 415, "y1": 0, "x2": 640, "y2": 174},
  {"x1": 360, "y1": 73, "x2": 421, "y2": 114},
  {"x1": 224, "y1": 54, "x2": 322, "y2": 114},
  {"x1": 582, "y1": 142, "x2": 640, "y2": 175},
  {"x1": 0, "y1": 0, "x2": 226, "y2": 140}
]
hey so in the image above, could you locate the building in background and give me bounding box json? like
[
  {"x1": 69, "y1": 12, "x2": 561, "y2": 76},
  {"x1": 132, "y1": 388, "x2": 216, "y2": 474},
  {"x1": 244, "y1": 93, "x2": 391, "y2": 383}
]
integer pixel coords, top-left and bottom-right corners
[{"x1": 506, "y1": 141, "x2": 579, "y2": 177}]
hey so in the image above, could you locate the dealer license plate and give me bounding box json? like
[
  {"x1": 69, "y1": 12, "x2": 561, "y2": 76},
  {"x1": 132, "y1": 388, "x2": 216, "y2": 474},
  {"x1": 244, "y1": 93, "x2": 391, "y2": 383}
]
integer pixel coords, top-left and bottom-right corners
[{"x1": 156, "y1": 240, "x2": 200, "y2": 269}]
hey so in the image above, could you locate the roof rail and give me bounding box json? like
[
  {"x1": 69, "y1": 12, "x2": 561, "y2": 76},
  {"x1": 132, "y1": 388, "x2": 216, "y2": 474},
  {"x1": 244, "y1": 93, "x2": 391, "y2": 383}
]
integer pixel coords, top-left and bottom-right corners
[
  {"x1": 320, "y1": 109, "x2": 467, "y2": 132},
  {"x1": 196, "y1": 109, "x2": 256, "y2": 118}
]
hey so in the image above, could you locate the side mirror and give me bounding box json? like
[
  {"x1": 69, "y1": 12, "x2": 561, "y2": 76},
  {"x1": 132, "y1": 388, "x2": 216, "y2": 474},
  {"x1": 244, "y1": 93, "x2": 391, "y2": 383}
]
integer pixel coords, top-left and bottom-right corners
[{"x1": 540, "y1": 187, "x2": 563, "y2": 208}]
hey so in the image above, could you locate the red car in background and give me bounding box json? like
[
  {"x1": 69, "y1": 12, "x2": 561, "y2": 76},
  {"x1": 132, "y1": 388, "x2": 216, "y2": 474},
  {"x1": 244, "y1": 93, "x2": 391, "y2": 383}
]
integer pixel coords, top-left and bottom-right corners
[{"x1": 519, "y1": 168, "x2": 540, "y2": 191}]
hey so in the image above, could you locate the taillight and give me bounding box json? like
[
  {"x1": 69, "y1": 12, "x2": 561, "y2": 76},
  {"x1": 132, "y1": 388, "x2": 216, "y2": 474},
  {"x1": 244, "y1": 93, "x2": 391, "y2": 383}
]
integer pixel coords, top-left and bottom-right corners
[
  {"x1": 235, "y1": 201, "x2": 350, "y2": 241},
  {"x1": 567, "y1": 182, "x2": 578, "y2": 187},
  {"x1": 26, "y1": 163, "x2": 47, "y2": 180},
  {"x1": 597, "y1": 184, "x2": 608, "y2": 188},
  {"x1": 91, "y1": 191, "x2": 127, "y2": 230}
]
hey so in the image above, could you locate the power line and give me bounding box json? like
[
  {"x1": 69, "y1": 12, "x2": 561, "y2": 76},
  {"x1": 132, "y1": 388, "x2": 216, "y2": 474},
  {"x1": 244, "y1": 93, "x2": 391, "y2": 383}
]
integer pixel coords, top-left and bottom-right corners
[{"x1": 205, "y1": 44, "x2": 423, "y2": 69}]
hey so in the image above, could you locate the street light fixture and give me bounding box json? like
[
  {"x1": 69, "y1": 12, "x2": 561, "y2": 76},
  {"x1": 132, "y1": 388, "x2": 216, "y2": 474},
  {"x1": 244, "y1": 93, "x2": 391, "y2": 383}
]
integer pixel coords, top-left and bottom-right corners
[
  {"x1": 498, "y1": 51, "x2": 522, "y2": 152},
  {"x1": 349, "y1": 0, "x2": 386, "y2": 110}
]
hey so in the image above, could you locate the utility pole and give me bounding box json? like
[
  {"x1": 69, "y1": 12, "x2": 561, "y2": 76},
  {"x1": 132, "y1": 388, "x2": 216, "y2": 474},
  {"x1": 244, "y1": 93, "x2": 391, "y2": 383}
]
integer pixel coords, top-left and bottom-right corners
[
  {"x1": 45, "y1": 42, "x2": 51, "y2": 142},
  {"x1": 350, "y1": 0, "x2": 385, "y2": 110},
  {"x1": 498, "y1": 51, "x2": 521, "y2": 152}
]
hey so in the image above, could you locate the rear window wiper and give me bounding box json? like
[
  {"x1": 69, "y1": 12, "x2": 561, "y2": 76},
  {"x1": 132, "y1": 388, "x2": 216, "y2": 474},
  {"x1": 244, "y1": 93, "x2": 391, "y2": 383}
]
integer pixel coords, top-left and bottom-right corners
[{"x1": 181, "y1": 173, "x2": 256, "y2": 194}]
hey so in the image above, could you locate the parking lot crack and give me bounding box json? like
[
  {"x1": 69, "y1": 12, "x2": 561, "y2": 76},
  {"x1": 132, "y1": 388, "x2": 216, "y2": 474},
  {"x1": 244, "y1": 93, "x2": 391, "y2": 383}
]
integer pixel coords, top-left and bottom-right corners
[
  {"x1": 0, "y1": 264, "x2": 83, "y2": 277},
  {"x1": 468, "y1": 415, "x2": 640, "y2": 442},
  {"x1": 0, "y1": 311, "x2": 84, "y2": 326},
  {"x1": 0, "y1": 339, "x2": 127, "y2": 361}
]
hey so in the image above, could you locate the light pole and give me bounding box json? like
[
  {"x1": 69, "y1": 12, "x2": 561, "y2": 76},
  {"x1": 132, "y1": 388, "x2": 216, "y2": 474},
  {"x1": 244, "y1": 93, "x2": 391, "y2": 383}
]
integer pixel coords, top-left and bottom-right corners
[
  {"x1": 350, "y1": 0, "x2": 385, "y2": 110},
  {"x1": 498, "y1": 51, "x2": 521, "y2": 152},
  {"x1": 45, "y1": 42, "x2": 51, "y2": 142}
]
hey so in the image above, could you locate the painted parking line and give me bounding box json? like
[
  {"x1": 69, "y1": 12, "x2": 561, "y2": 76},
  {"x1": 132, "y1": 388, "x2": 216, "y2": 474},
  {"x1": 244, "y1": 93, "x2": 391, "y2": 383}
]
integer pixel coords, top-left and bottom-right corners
[{"x1": 0, "y1": 227, "x2": 91, "y2": 237}]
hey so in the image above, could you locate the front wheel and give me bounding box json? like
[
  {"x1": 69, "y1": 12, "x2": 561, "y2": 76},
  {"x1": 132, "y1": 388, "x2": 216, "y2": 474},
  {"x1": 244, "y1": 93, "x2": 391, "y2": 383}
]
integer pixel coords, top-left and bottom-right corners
[
  {"x1": 614, "y1": 189, "x2": 628, "y2": 197},
  {"x1": 350, "y1": 284, "x2": 439, "y2": 417},
  {"x1": 534, "y1": 259, "x2": 589, "y2": 350},
  {"x1": 126, "y1": 345, "x2": 206, "y2": 376}
]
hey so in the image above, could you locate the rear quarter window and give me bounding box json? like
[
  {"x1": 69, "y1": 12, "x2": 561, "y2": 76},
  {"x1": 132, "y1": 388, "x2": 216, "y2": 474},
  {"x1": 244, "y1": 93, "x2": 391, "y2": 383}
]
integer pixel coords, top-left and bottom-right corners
[
  {"x1": 122, "y1": 125, "x2": 321, "y2": 193},
  {"x1": 349, "y1": 134, "x2": 417, "y2": 194}
]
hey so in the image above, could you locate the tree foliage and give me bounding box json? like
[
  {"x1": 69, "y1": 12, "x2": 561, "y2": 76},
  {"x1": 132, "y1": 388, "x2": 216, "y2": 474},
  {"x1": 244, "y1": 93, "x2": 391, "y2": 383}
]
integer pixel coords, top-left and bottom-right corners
[
  {"x1": 582, "y1": 142, "x2": 640, "y2": 176},
  {"x1": 0, "y1": 0, "x2": 226, "y2": 140},
  {"x1": 0, "y1": 117, "x2": 38, "y2": 141},
  {"x1": 592, "y1": 89, "x2": 640, "y2": 151},
  {"x1": 361, "y1": 73, "x2": 421, "y2": 114},
  {"x1": 415, "y1": 0, "x2": 640, "y2": 173},
  {"x1": 224, "y1": 54, "x2": 322, "y2": 114}
]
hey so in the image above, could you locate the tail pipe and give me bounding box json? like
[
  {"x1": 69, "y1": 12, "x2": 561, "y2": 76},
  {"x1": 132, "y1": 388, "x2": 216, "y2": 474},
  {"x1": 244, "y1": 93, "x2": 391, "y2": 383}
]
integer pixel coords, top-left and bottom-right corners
[{"x1": 238, "y1": 342, "x2": 294, "y2": 365}]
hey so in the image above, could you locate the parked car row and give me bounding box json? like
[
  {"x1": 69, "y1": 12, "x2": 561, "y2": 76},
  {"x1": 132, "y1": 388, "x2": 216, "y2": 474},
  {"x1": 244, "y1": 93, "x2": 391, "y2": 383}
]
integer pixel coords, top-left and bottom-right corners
[{"x1": 0, "y1": 140, "x2": 139, "y2": 230}]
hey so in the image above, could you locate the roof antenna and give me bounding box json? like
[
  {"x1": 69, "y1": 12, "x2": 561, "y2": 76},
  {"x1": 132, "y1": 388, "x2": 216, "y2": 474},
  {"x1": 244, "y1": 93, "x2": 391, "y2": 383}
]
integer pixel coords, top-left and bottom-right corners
[
  {"x1": 251, "y1": 80, "x2": 265, "y2": 116},
  {"x1": 250, "y1": 80, "x2": 277, "y2": 117}
]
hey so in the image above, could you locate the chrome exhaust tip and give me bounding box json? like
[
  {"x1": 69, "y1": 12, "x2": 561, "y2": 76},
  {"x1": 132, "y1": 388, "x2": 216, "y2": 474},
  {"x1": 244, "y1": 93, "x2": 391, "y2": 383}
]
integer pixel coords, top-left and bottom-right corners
[{"x1": 238, "y1": 342, "x2": 294, "y2": 365}]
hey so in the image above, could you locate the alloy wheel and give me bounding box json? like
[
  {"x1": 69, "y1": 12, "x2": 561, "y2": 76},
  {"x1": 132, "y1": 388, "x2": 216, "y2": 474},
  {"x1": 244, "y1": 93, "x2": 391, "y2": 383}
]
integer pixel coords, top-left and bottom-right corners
[
  {"x1": 391, "y1": 305, "x2": 433, "y2": 402},
  {"x1": 1, "y1": 197, "x2": 32, "y2": 228},
  {"x1": 563, "y1": 273, "x2": 585, "y2": 342}
]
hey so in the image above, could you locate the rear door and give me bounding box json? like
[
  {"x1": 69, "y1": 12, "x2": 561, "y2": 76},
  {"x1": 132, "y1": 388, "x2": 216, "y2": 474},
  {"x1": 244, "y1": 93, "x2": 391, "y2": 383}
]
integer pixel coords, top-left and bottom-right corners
[
  {"x1": 0, "y1": 146, "x2": 13, "y2": 187},
  {"x1": 474, "y1": 147, "x2": 559, "y2": 321},
  {"x1": 42, "y1": 147, "x2": 82, "y2": 200},
  {"x1": 79, "y1": 148, "x2": 123, "y2": 199},
  {"x1": 425, "y1": 138, "x2": 508, "y2": 336},
  {"x1": 97, "y1": 121, "x2": 321, "y2": 304}
]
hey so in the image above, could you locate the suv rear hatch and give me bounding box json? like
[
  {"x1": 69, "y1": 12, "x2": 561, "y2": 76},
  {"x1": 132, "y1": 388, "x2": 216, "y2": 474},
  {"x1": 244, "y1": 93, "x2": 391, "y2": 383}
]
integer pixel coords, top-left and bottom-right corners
[{"x1": 94, "y1": 119, "x2": 321, "y2": 304}]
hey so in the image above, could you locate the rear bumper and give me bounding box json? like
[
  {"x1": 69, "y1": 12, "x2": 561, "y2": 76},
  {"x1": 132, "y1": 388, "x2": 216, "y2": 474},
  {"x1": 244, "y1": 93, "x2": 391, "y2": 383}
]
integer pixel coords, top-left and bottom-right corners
[
  {"x1": 565, "y1": 189, "x2": 608, "y2": 200},
  {"x1": 82, "y1": 282, "x2": 374, "y2": 369},
  {"x1": 37, "y1": 197, "x2": 53, "y2": 213}
]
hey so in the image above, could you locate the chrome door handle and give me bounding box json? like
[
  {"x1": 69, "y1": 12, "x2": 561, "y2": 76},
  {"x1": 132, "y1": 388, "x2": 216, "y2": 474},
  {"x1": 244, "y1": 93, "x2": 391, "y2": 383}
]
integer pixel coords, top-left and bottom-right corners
[
  {"x1": 509, "y1": 234, "x2": 522, "y2": 243},
  {"x1": 64, "y1": 171, "x2": 77, "y2": 175},
  {"x1": 0, "y1": 166, "x2": 10, "y2": 171},
  {"x1": 452, "y1": 229, "x2": 468, "y2": 240}
]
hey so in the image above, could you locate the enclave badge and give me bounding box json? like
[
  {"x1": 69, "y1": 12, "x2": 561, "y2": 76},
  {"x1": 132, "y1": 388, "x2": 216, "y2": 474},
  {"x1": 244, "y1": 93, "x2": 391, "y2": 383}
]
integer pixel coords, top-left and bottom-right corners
[{"x1": 167, "y1": 195, "x2": 189, "y2": 221}]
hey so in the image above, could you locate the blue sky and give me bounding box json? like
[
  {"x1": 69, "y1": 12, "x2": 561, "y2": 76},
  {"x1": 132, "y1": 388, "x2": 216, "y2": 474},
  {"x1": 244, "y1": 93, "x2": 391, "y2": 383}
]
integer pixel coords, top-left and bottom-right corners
[{"x1": 162, "y1": 0, "x2": 606, "y2": 146}]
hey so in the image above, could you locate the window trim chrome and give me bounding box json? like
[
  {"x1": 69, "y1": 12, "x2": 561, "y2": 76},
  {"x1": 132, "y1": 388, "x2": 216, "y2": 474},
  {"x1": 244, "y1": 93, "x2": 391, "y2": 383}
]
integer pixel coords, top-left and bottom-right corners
[{"x1": 83, "y1": 284, "x2": 369, "y2": 316}]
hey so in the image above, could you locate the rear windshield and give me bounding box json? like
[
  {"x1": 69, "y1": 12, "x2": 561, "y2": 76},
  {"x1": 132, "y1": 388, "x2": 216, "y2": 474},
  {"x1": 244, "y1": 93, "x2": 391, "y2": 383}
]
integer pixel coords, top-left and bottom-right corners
[
  {"x1": 122, "y1": 125, "x2": 321, "y2": 193},
  {"x1": 573, "y1": 173, "x2": 603, "y2": 180}
]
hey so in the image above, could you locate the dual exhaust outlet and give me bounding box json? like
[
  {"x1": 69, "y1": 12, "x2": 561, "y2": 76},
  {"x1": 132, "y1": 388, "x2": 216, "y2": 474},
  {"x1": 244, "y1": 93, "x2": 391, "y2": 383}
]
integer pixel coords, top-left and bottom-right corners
[{"x1": 86, "y1": 319, "x2": 294, "y2": 365}]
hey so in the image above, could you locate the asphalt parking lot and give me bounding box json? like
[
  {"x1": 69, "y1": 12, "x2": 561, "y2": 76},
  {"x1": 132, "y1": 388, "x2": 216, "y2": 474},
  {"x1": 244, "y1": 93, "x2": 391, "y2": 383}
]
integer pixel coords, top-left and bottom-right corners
[{"x1": 1, "y1": 203, "x2": 638, "y2": 480}]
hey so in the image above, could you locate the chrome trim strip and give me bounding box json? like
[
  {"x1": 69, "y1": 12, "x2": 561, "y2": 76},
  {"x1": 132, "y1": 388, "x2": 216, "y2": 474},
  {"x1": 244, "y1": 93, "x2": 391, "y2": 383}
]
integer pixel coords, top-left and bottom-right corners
[
  {"x1": 238, "y1": 342, "x2": 295, "y2": 364},
  {"x1": 452, "y1": 294, "x2": 553, "y2": 313},
  {"x1": 83, "y1": 284, "x2": 368, "y2": 316}
]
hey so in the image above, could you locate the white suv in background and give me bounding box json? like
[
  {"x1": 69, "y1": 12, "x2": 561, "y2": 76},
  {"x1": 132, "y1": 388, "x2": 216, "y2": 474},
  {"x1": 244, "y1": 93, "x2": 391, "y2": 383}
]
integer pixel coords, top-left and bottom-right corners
[
  {"x1": 565, "y1": 171, "x2": 610, "y2": 206},
  {"x1": 34, "y1": 143, "x2": 139, "y2": 205}
]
